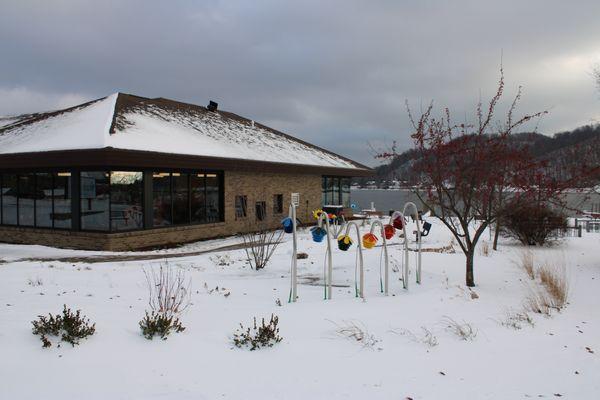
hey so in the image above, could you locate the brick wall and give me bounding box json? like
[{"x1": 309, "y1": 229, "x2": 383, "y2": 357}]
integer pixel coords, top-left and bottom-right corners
[{"x1": 0, "y1": 171, "x2": 322, "y2": 251}]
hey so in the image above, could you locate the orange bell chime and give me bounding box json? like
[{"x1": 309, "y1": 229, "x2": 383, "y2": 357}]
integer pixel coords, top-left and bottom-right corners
[{"x1": 362, "y1": 233, "x2": 378, "y2": 249}]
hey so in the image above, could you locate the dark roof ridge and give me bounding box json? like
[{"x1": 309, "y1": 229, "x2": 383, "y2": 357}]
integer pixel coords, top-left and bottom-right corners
[{"x1": 111, "y1": 93, "x2": 371, "y2": 171}]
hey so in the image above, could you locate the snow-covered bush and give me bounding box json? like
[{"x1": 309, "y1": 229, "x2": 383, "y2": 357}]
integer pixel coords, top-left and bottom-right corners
[
  {"x1": 140, "y1": 263, "x2": 191, "y2": 340},
  {"x1": 139, "y1": 311, "x2": 185, "y2": 340},
  {"x1": 31, "y1": 305, "x2": 96, "y2": 348},
  {"x1": 233, "y1": 314, "x2": 282, "y2": 350}
]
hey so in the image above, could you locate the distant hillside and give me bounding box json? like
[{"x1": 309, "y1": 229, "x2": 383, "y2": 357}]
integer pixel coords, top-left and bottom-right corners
[{"x1": 357, "y1": 124, "x2": 600, "y2": 187}]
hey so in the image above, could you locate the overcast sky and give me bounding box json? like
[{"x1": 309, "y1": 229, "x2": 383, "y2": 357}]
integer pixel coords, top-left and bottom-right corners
[{"x1": 1, "y1": 0, "x2": 599, "y2": 166}]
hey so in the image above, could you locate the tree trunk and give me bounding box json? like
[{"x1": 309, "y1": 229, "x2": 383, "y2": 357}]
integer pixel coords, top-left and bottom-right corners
[
  {"x1": 466, "y1": 251, "x2": 475, "y2": 287},
  {"x1": 493, "y1": 219, "x2": 500, "y2": 251}
]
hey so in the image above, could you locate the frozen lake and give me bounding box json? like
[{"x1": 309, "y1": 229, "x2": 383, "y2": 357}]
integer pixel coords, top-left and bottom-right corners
[{"x1": 351, "y1": 189, "x2": 600, "y2": 216}]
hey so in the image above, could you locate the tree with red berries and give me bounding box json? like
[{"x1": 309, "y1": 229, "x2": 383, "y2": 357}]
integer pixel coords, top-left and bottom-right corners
[{"x1": 406, "y1": 69, "x2": 546, "y2": 287}]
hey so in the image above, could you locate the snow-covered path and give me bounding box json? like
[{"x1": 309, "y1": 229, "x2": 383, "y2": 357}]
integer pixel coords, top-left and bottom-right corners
[{"x1": 0, "y1": 219, "x2": 599, "y2": 399}]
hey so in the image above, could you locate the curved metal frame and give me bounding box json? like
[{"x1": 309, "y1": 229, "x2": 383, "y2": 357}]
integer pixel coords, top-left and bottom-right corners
[
  {"x1": 402, "y1": 202, "x2": 422, "y2": 284},
  {"x1": 369, "y1": 220, "x2": 389, "y2": 295},
  {"x1": 317, "y1": 212, "x2": 333, "y2": 300},
  {"x1": 329, "y1": 214, "x2": 347, "y2": 238},
  {"x1": 343, "y1": 221, "x2": 364, "y2": 299},
  {"x1": 388, "y1": 210, "x2": 410, "y2": 289}
]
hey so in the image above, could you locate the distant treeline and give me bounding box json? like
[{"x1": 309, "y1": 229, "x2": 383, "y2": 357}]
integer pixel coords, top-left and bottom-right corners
[{"x1": 358, "y1": 124, "x2": 600, "y2": 187}]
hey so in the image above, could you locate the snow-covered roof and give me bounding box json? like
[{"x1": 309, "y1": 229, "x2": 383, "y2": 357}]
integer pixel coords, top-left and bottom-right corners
[{"x1": 0, "y1": 93, "x2": 370, "y2": 172}]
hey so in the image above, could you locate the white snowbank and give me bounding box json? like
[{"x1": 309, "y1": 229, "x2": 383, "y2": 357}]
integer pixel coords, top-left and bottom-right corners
[{"x1": 1, "y1": 218, "x2": 598, "y2": 399}]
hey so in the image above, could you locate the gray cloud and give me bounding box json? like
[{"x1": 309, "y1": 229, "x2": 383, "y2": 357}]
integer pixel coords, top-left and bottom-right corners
[{"x1": 1, "y1": 0, "x2": 599, "y2": 166}]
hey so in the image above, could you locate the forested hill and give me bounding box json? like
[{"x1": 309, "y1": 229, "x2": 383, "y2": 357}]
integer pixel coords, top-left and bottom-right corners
[{"x1": 360, "y1": 124, "x2": 600, "y2": 187}]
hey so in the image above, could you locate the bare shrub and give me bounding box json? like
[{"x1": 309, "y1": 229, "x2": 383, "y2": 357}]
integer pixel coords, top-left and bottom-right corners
[
  {"x1": 240, "y1": 226, "x2": 284, "y2": 270},
  {"x1": 442, "y1": 316, "x2": 477, "y2": 341},
  {"x1": 502, "y1": 203, "x2": 568, "y2": 246},
  {"x1": 328, "y1": 320, "x2": 379, "y2": 349},
  {"x1": 140, "y1": 263, "x2": 191, "y2": 340},
  {"x1": 538, "y1": 262, "x2": 569, "y2": 310},
  {"x1": 143, "y1": 263, "x2": 191, "y2": 317},
  {"x1": 391, "y1": 326, "x2": 439, "y2": 347},
  {"x1": 499, "y1": 308, "x2": 534, "y2": 329},
  {"x1": 519, "y1": 250, "x2": 535, "y2": 280}
]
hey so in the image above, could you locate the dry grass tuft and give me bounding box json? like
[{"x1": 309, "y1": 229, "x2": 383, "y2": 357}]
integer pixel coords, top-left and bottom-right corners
[
  {"x1": 519, "y1": 250, "x2": 535, "y2": 280},
  {"x1": 328, "y1": 320, "x2": 380, "y2": 349},
  {"x1": 524, "y1": 288, "x2": 552, "y2": 316},
  {"x1": 538, "y1": 262, "x2": 569, "y2": 310},
  {"x1": 392, "y1": 326, "x2": 439, "y2": 347},
  {"x1": 442, "y1": 316, "x2": 477, "y2": 341}
]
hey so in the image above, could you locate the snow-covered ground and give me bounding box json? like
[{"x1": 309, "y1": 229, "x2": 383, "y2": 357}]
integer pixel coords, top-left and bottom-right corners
[{"x1": 0, "y1": 218, "x2": 599, "y2": 399}]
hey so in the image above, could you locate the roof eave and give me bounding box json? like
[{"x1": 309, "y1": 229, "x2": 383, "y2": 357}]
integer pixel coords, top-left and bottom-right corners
[{"x1": 0, "y1": 148, "x2": 374, "y2": 177}]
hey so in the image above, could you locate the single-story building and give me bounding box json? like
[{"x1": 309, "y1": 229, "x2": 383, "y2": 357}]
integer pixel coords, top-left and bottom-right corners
[{"x1": 0, "y1": 93, "x2": 372, "y2": 250}]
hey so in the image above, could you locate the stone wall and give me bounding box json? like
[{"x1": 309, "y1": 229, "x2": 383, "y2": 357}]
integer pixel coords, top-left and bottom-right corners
[{"x1": 0, "y1": 171, "x2": 322, "y2": 251}]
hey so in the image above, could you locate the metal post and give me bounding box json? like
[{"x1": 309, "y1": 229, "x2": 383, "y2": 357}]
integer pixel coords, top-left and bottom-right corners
[
  {"x1": 388, "y1": 210, "x2": 410, "y2": 289},
  {"x1": 317, "y1": 213, "x2": 333, "y2": 300},
  {"x1": 289, "y1": 203, "x2": 298, "y2": 302},
  {"x1": 344, "y1": 221, "x2": 364, "y2": 299},
  {"x1": 403, "y1": 202, "x2": 422, "y2": 284},
  {"x1": 369, "y1": 220, "x2": 389, "y2": 295}
]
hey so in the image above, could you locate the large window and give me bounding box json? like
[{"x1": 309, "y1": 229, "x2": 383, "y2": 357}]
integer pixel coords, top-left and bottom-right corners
[
  {"x1": 0, "y1": 172, "x2": 72, "y2": 229},
  {"x1": 206, "y1": 173, "x2": 220, "y2": 223},
  {"x1": 81, "y1": 171, "x2": 110, "y2": 231},
  {"x1": 152, "y1": 170, "x2": 223, "y2": 227},
  {"x1": 36, "y1": 173, "x2": 53, "y2": 228},
  {"x1": 153, "y1": 172, "x2": 172, "y2": 226},
  {"x1": 1, "y1": 174, "x2": 17, "y2": 225},
  {"x1": 322, "y1": 176, "x2": 351, "y2": 207},
  {"x1": 191, "y1": 173, "x2": 206, "y2": 224},
  {"x1": 0, "y1": 169, "x2": 222, "y2": 232},
  {"x1": 172, "y1": 173, "x2": 190, "y2": 225},
  {"x1": 110, "y1": 171, "x2": 143, "y2": 231},
  {"x1": 53, "y1": 172, "x2": 72, "y2": 229},
  {"x1": 18, "y1": 173, "x2": 35, "y2": 226}
]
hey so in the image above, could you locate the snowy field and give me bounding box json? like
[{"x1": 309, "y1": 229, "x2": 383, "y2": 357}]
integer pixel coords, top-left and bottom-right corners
[{"x1": 0, "y1": 218, "x2": 599, "y2": 399}]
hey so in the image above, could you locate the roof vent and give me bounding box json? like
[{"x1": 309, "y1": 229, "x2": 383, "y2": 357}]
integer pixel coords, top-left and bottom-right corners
[{"x1": 207, "y1": 101, "x2": 218, "y2": 112}]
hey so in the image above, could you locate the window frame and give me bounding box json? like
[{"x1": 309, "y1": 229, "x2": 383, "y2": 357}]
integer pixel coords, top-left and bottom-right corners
[
  {"x1": 322, "y1": 175, "x2": 351, "y2": 207},
  {"x1": 255, "y1": 200, "x2": 267, "y2": 221},
  {"x1": 0, "y1": 168, "x2": 224, "y2": 232},
  {"x1": 273, "y1": 193, "x2": 283, "y2": 214},
  {"x1": 235, "y1": 195, "x2": 248, "y2": 219}
]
